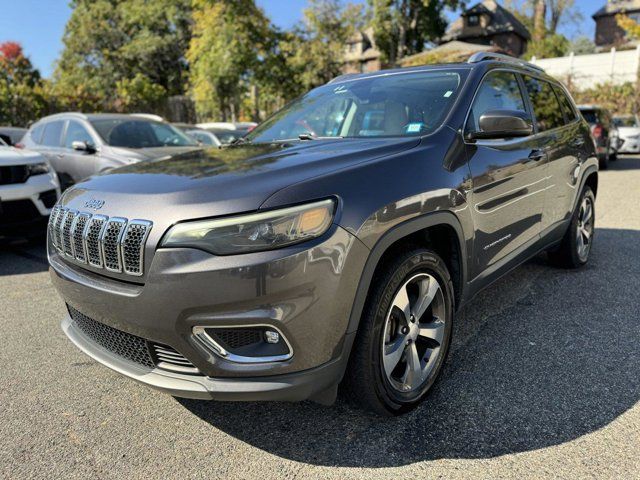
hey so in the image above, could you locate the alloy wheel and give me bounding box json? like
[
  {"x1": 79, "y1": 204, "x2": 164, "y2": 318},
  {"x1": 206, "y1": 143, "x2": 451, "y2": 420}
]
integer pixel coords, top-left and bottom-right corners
[
  {"x1": 381, "y1": 273, "x2": 446, "y2": 393},
  {"x1": 576, "y1": 196, "x2": 594, "y2": 261}
]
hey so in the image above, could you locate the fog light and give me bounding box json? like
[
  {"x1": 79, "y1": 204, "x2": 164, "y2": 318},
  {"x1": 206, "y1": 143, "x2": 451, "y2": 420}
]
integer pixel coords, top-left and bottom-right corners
[{"x1": 264, "y1": 330, "x2": 280, "y2": 344}]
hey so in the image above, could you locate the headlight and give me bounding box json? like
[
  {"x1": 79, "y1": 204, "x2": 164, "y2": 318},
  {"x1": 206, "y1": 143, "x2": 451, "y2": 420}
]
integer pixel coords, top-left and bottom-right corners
[
  {"x1": 28, "y1": 162, "x2": 50, "y2": 176},
  {"x1": 161, "y1": 198, "x2": 336, "y2": 255}
]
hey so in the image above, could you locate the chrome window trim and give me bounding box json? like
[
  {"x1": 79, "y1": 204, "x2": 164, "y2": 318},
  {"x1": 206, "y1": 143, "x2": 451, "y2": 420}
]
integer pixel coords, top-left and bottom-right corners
[{"x1": 192, "y1": 324, "x2": 294, "y2": 364}]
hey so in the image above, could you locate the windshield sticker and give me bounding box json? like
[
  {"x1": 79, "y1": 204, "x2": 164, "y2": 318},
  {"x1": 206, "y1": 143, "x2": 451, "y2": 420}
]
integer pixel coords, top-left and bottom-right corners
[
  {"x1": 406, "y1": 123, "x2": 423, "y2": 133},
  {"x1": 444, "y1": 91, "x2": 453, "y2": 98}
]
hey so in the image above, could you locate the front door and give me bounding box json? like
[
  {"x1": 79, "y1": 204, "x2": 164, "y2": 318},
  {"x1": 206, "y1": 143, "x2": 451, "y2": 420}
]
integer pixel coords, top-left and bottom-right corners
[{"x1": 465, "y1": 70, "x2": 549, "y2": 279}]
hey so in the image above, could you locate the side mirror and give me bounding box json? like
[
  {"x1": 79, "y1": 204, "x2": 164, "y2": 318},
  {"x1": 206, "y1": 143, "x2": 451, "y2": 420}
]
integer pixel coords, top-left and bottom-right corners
[
  {"x1": 468, "y1": 110, "x2": 533, "y2": 140},
  {"x1": 71, "y1": 141, "x2": 96, "y2": 153}
]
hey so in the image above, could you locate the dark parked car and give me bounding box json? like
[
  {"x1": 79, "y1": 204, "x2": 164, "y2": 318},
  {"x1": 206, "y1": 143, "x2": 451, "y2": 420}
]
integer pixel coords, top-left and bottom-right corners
[
  {"x1": 48, "y1": 53, "x2": 598, "y2": 415},
  {"x1": 0, "y1": 126, "x2": 27, "y2": 146},
  {"x1": 22, "y1": 113, "x2": 202, "y2": 189},
  {"x1": 578, "y1": 105, "x2": 617, "y2": 169}
]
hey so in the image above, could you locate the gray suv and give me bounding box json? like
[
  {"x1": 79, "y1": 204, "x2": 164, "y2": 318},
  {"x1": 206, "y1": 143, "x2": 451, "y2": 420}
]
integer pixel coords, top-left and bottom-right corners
[
  {"x1": 23, "y1": 113, "x2": 202, "y2": 190},
  {"x1": 48, "y1": 54, "x2": 598, "y2": 415}
]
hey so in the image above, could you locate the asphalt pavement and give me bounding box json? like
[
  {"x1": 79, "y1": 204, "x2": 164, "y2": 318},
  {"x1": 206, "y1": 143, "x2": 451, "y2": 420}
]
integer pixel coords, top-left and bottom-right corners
[{"x1": 1, "y1": 156, "x2": 639, "y2": 479}]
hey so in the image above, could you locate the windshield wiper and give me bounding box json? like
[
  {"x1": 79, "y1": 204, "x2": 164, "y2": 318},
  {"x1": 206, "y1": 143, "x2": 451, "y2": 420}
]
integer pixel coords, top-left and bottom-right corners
[
  {"x1": 298, "y1": 133, "x2": 343, "y2": 141},
  {"x1": 230, "y1": 136, "x2": 251, "y2": 145}
]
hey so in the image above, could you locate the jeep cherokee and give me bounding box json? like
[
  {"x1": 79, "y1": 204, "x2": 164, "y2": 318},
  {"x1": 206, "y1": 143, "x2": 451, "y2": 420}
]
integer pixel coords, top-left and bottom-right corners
[{"x1": 48, "y1": 53, "x2": 598, "y2": 415}]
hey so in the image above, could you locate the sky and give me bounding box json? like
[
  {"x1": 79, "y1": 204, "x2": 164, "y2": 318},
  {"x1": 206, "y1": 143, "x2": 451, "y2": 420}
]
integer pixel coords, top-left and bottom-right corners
[{"x1": 0, "y1": 0, "x2": 606, "y2": 79}]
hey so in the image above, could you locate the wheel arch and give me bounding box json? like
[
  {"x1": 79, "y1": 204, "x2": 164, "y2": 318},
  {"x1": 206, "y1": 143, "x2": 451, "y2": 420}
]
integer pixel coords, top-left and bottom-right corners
[{"x1": 345, "y1": 211, "x2": 468, "y2": 335}]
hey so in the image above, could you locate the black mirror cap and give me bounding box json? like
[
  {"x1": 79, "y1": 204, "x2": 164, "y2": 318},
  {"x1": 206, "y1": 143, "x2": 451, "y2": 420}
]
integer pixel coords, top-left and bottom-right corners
[
  {"x1": 71, "y1": 140, "x2": 96, "y2": 153},
  {"x1": 469, "y1": 109, "x2": 533, "y2": 140}
]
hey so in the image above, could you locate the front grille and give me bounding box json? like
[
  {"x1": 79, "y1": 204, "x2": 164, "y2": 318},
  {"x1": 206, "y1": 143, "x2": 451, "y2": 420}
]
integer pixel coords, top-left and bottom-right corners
[
  {"x1": 68, "y1": 305, "x2": 199, "y2": 374},
  {"x1": 68, "y1": 306, "x2": 155, "y2": 369},
  {"x1": 0, "y1": 165, "x2": 29, "y2": 185},
  {"x1": 50, "y1": 206, "x2": 152, "y2": 277}
]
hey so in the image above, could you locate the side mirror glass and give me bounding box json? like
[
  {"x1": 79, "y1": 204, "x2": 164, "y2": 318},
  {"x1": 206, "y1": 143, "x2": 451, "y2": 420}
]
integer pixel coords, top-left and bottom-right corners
[
  {"x1": 468, "y1": 109, "x2": 533, "y2": 140},
  {"x1": 71, "y1": 140, "x2": 96, "y2": 153}
]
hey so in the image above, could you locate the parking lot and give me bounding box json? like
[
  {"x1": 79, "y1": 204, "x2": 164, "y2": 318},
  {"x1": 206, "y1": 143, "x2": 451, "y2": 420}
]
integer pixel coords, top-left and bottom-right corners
[{"x1": 0, "y1": 156, "x2": 639, "y2": 480}]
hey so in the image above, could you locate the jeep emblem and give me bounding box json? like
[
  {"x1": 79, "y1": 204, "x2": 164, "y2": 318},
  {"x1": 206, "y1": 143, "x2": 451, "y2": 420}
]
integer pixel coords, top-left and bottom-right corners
[{"x1": 84, "y1": 198, "x2": 105, "y2": 210}]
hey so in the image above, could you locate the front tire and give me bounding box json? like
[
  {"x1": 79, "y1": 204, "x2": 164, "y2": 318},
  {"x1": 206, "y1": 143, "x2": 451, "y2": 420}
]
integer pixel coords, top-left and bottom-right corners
[
  {"x1": 548, "y1": 187, "x2": 595, "y2": 268},
  {"x1": 343, "y1": 248, "x2": 454, "y2": 415}
]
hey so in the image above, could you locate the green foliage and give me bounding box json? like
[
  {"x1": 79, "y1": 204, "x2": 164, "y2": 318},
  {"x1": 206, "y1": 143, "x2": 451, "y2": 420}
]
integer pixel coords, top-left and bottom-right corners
[
  {"x1": 571, "y1": 82, "x2": 639, "y2": 116},
  {"x1": 523, "y1": 33, "x2": 570, "y2": 60},
  {"x1": 369, "y1": 0, "x2": 460, "y2": 65},
  {"x1": 115, "y1": 73, "x2": 167, "y2": 112},
  {"x1": 54, "y1": 0, "x2": 191, "y2": 111},
  {"x1": 569, "y1": 36, "x2": 596, "y2": 55}
]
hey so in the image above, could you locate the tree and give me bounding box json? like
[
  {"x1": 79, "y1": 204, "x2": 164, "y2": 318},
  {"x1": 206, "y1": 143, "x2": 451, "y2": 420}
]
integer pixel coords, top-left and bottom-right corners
[
  {"x1": 369, "y1": 0, "x2": 460, "y2": 65},
  {"x1": 282, "y1": 0, "x2": 364, "y2": 95},
  {"x1": 569, "y1": 36, "x2": 596, "y2": 55},
  {"x1": 54, "y1": 0, "x2": 191, "y2": 111},
  {"x1": 187, "y1": 0, "x2": 274, "y2": 121},
  {"x1": 617, "y1": 14, "x2": 640, "y2": 41},
  {"x1": 0, "y1": 41, "x2": 50, "y2": 126}
]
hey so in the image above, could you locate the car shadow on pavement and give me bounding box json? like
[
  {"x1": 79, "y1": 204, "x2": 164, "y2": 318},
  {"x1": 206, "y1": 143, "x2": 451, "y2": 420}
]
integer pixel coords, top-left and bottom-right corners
[
  {"x1": 610, "y1": 155, "x2": 640, "y2": 170},
  {"x1": 180, "y1": 227, "x2": 639, "y2": 467},
  {"x1": 0, "y1": 238, "x2": 49, "y2": 276}
]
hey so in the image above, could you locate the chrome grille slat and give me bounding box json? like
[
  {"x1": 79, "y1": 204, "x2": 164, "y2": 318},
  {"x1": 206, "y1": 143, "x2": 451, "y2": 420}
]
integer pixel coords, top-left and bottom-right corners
[
  {"x1": 100, "y1": 218, "x2": 127, "y2": 272},
  {"x1": 61, "y1": 210, "x2": 78, "y2": 257},
  {"x1": 71, "y1": 213, "x2": 91, "y2": 263},
  {"x1": 152, "y1": 344, "x2": 199, "y2": 373},
  {"x1": 84, "y1": 215, "x2": 108, "y2": 268},
  {"x1": 50, "y1": 205, "x2": 152, "y2": 277}
]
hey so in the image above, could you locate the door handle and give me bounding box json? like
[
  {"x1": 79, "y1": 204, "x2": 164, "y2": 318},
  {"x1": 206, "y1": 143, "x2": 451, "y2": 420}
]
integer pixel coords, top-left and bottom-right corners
[{"x1": 528, "y1": 149, "x2": 546, "y2": 162}]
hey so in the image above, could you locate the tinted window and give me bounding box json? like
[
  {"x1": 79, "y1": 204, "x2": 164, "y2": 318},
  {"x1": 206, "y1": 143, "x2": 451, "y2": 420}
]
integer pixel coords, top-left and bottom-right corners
[
  {"x1": 90, "y1": 119, "x2": 198, "y2": 148},
  {"x1": 523, "y1": 77, "x2": 564, "y2": 131},
  {"x1": 467, "y1": 71, "x2": 526, "y2": 133},
  {"x1": 580, "y1": 109, "x2": 597, "y2": 124},
  {"x1": 41, "y1": 121, "x2": 64, "y2": 147},
  {"x1": 553, "y1": 86, "x2": 578, "y2": 123},
  {"x1": 30, "y1": 123, "x2": 45, "y2": 144},
  {"x1": 248, "y1": 71, "x2": 464, "y2": 142},
  {"x1": 64, "y1": 121, "x2": 94, "y2": 148}
]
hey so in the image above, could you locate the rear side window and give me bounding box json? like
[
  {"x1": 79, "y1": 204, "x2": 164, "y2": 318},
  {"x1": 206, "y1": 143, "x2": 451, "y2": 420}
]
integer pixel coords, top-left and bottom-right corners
[
  {"x1": 64, "y1": 120, "x2": 94, "y2": 148},
  {"x1": 41, "y1": 121, "x2": 64, "y2": 147},
  {"x1": 29, "y1": 123, "x2": 45, "y2": 144},
  {"x1": 467, "y1": 71, "x2": 527, "y2": 133},
  {"x1": 553, "y1": 86, "x2": 579, "y2": 123},
  {"x1": 523, "y1": 77, "x2": 564, "y2": 132}
]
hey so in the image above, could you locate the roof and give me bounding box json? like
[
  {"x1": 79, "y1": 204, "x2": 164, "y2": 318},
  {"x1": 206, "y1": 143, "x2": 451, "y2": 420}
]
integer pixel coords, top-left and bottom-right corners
[
  {"x1": 400, "y1": 41, "x2": 499, "y2": 67},
  {"x1": 38, "y1": 113, "x2": 165, "y2": 123},
  {"x1": 442, "y1": 0, "x2": 531, "y2": 42},
  {"x1": 593, "y1": 0, "x2": 640, "y2": 18}
]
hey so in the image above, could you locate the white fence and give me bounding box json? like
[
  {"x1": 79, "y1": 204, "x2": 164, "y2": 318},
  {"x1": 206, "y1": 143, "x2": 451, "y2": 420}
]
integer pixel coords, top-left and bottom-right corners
[{"x1": 530, "y1": 47, "x2": 640, "y2": 90}]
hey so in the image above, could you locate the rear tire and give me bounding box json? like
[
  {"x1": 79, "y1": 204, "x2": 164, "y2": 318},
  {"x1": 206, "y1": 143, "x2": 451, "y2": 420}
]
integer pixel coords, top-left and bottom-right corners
[
  {"x1": 343, "y1": 248, "x2": 454, "y2": 416},
  {"x1": 548, "y1": 187, "x2": 595, "y2": 268}
]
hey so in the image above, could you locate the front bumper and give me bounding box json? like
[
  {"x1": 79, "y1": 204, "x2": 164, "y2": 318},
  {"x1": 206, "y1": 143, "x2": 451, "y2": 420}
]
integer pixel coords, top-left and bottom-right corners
[
  {"x1": 62, "y1": 313, "x2": 354, "y2": 401},
  {"x1": 50, "y1": 224, "x2": 369, "y2": 400},
  {"x1": 617, "y1": 138, "x2": 640, "y2": 153}
]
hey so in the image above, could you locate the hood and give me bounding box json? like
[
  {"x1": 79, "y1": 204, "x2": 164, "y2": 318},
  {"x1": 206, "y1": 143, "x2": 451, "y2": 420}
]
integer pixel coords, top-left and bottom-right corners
[
  {"x1": 106, "y1": 145, "x2": 204, "y2": 163},
  {"x1": 0, "y1": 147, "x2": 46, "y2": 166},
  {"x1": 61, "y1": 138, "x2": 419, "y2": 222},
  {"x1": 616, "y1": 127, "x2": 640, "y2": 138}
]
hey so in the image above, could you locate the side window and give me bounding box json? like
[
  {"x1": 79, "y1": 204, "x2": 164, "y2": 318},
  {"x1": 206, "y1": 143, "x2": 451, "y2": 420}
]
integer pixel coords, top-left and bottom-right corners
[
  {"x1": 523, "y1": 77, "x2": 564, "y2": 132},
  {"x1": 64, "y1": 121, "x2": 94, "y2": 148},
  {"x1": 30, "y1": 123, "x2": 45, "y2": 144},
  {"x1": 41, "y1": 121, "x2": 64, "y2": 147},
  {"x1": 553, "y1": 85, "x2": 578, "y2": 123},
  {"x1": 467, "y1": 71, "x2": 527, "y2": 133}
]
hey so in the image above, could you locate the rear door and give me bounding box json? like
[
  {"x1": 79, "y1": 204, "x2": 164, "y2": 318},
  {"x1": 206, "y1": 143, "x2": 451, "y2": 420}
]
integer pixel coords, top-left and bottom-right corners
[
  {"x1": 521, "y1": 76, "x2": 573, "y2": 237},
  {"x1": 61, "y1": 120, "x2": 100, "y2": 183},
  {"x1": 466, "y1": 70, "x2": 548, "y2": 279},
  {"x1": 38, "y1": 120, "x2": 67, "y2": 184}
]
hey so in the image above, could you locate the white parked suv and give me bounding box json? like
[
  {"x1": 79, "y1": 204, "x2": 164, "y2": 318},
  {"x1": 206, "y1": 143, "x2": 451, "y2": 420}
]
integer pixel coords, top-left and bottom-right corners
[{"x1": 0, "y1": 137, "x2": 60, "y2": 239}]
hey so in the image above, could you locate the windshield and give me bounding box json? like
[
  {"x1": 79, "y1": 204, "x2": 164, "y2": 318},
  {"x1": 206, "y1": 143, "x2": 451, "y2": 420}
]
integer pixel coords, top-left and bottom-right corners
[
  {"x1": 90, "y1": 118, "x2": 199, "y2": 148},
  {"x1": 247, "y1": 70, "x2": 464, "y2": 143},
  {"x1": 614, "y1": 116, "x2": 639, "y2": 127},
  {"x1": 580, "y1": 110, "x2": 598, "y2": 124}
]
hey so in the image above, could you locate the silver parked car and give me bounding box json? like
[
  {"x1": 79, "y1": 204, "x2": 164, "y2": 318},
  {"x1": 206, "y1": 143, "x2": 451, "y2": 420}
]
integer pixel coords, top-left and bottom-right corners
[
  {"x1": 22, "y1": 113, "x2": 202, "y2": 189},
  {"x1": 613, "y1": 114, "x2": 640, "y2": 153}
]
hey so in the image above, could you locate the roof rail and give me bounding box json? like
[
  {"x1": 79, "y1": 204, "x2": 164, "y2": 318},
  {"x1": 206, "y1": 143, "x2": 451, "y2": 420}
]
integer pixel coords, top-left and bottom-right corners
[{"x1": 468, "y1": 52, "x2": 545, "y2": 73}]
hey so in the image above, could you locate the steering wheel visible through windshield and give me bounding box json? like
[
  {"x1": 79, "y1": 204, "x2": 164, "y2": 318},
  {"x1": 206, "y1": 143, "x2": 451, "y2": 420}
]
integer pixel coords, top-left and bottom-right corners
[
  {"x1": 90, "y1": 118, "x2": 199, "y2": 148},
  {"x1": 247, "y1": 70, "x2": 465, "y2": 143}
]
